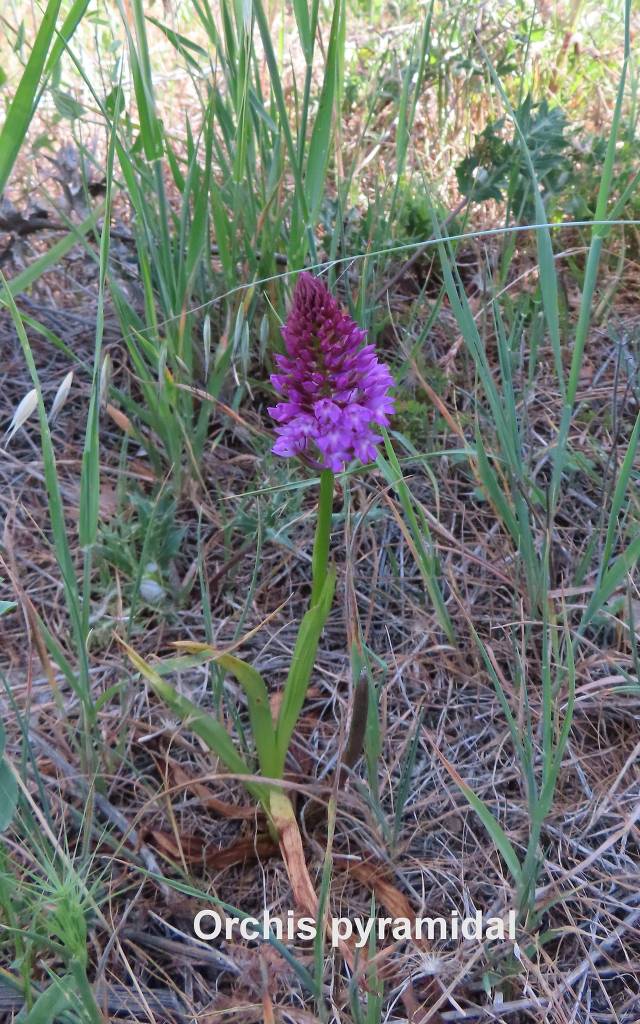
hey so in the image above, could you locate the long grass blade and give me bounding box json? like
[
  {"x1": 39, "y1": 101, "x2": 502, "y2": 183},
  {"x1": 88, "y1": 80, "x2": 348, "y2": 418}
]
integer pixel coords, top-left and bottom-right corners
[
  {"x1": 0, "y1": 0, "x2": 62, "y2": 197},
  {"x1": 120, "y1": 641, "x2": 268, "y2": 805}
]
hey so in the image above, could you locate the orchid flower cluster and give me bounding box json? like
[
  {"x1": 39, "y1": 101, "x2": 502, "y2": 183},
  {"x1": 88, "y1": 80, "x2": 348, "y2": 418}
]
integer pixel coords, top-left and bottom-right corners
[{"x1": 268, "y1": 272, "x2": 395, "y2": 470}]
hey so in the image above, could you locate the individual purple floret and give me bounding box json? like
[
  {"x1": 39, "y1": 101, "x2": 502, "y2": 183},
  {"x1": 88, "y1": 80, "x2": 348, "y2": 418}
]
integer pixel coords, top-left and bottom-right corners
[{"x1": 268, "y1": 273, "x2": 395, "y2": 471}]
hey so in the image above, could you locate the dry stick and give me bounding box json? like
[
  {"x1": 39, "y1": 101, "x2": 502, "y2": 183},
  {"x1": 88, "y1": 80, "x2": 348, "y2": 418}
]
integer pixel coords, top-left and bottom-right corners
[
  {"x1": 488, "y1": 893, "x2": 640, "y2": 1024},
  {"x1": 92, "y1": 880, "x2": 152, "y2": 1013},
  {"x1": 268, "y1": 790, "x2": 356, "y2": 971},
  {"x1": 438, "y1": 996, "x2": 551, "y2": 1021},
  {"x1": 0, "y1": 209, "x2": 288, "y2": 265},
  {"x1": 0, "y1": 982, "x2": 189, "y2": 1019},
  {"x1": 121, "y1": 929, "x2": 240, "y2": 974},
  {"x1": 0, "y1": 217, "x2": 131, "y2": 244}
]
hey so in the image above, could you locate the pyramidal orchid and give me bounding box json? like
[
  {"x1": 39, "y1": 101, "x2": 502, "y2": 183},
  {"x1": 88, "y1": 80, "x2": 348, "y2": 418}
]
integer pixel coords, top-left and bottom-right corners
[
  {"x1": 123, "y1": 275, "x2": 395, "y2": 932},
  {"x1": 269, "y1": 272, "x2": 395, "y2": 471}
]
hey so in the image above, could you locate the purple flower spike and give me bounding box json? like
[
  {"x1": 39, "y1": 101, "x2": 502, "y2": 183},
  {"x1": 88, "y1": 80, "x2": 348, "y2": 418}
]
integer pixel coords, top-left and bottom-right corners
[{"x1": 268, "y1": 273, "x2": 395, "y2": 470}]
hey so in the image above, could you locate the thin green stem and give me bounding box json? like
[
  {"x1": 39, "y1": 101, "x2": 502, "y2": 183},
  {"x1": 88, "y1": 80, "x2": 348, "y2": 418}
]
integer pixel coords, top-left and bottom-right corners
[{"x1": 311, "y1": 469, "x2": 334, "y2": 606}]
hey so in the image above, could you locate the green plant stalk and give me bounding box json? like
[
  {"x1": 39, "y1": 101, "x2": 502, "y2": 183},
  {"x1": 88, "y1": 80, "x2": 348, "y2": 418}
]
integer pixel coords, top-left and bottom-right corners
[
  {"x1": 296, "y1": 1, "x2": 320, "y2": 162},
  {"x1": 378, "y1": 432, "x2": 456, "y2": 643},
  {"x1": 311, "y1": 469, "x2": 334, "y2": 606},
  {"x1": 478, "y1": 44, "x2": 563, "y2": 395},
  {"x1": 518, "y1": 615, "x2": 576, "y2": 918},
  {"x1": 517, "y1": 619, "x2": 553, "y2": 915},
  {"x1": 0, "y1": 283, "x2": 95, "y2": 746},
  {"x1": 550, "y1": 0, "x2": 631, "y2": 511}
]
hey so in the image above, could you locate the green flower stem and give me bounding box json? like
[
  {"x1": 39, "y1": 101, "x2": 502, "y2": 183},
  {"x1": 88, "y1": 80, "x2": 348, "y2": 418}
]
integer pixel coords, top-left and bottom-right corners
[{"x1": 311, "y1": 469, "x2": 334, "y2": 607}]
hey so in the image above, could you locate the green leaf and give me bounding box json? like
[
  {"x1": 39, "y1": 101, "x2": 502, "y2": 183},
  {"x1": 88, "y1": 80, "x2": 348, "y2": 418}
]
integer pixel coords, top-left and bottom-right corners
[
  {"x1": 93, "y1": 683, "x2": 125, "y2": 713},
  {"x1": 473, "y1": 427, "x2": 519, "y2": 544},
  {"x1": 292, "y1": 0, "x2": 312, "y2": 60},
  {"x1": 252, "y1": 0, "x2": 309, "y2": 227},
  {"x1": 145, "y1": 16, "x2": 209, "y2": 69},
  {"x1": 17, "y1": 975, "x2": 73, "y2": 1024},
  {"x1": 551, "y1": 1, "x2": 632, "y2": 505},
  {"x1": 43, "y1": 0, "x2": 90, "y2": 79},
  {"x1": 0, "y1": 760, "x2": 18, "y2": 831},
  {"x1": 435, "y1": 745, "x2": 522, "y2": 886},
  {"x1": 378, "y1": 434, "x2": 456, "y2": 644},
  {"x1": 123, "y1": 0, "x2": 164, "y2": 160},
  {"x1": 52, "y1": 88, "x2": 84, "y2": 120},
  {"x1": 184, "y1": 118, "x2": 212, "y2": 288},
  {"x1": 215, "y1": 654, "x2": 278, "y2": 778},
  {"x1": 600, "y1": 409, "x2": 640, "y2": 572},
  {"x1": 581, "y1": 533, "x2": 640, "y2": 633},
  {"x1": 304, "y1": 0, "x2": 342, "y2": 224},
  {"x1": 15, "y1": 22, "x2": 25, "y2": 54},
  {"x1": 0, "y1": 279, "x2": 94, "y2": 721},
  {"x1": 120, "y1": 641, "x2": 269, "y2": 807},
  {"x1": 476, "y1": 70, "x2": 563, "y2": 393},
  {"x1": 105, "y1": 85, "x2": 125, "y2": 119},
  {"x1": 78, "y1": 106, "x2": 117, "y2": 552},
  {"x1": 274, "y1": 566, "x2": 336, "y2": 775}
]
